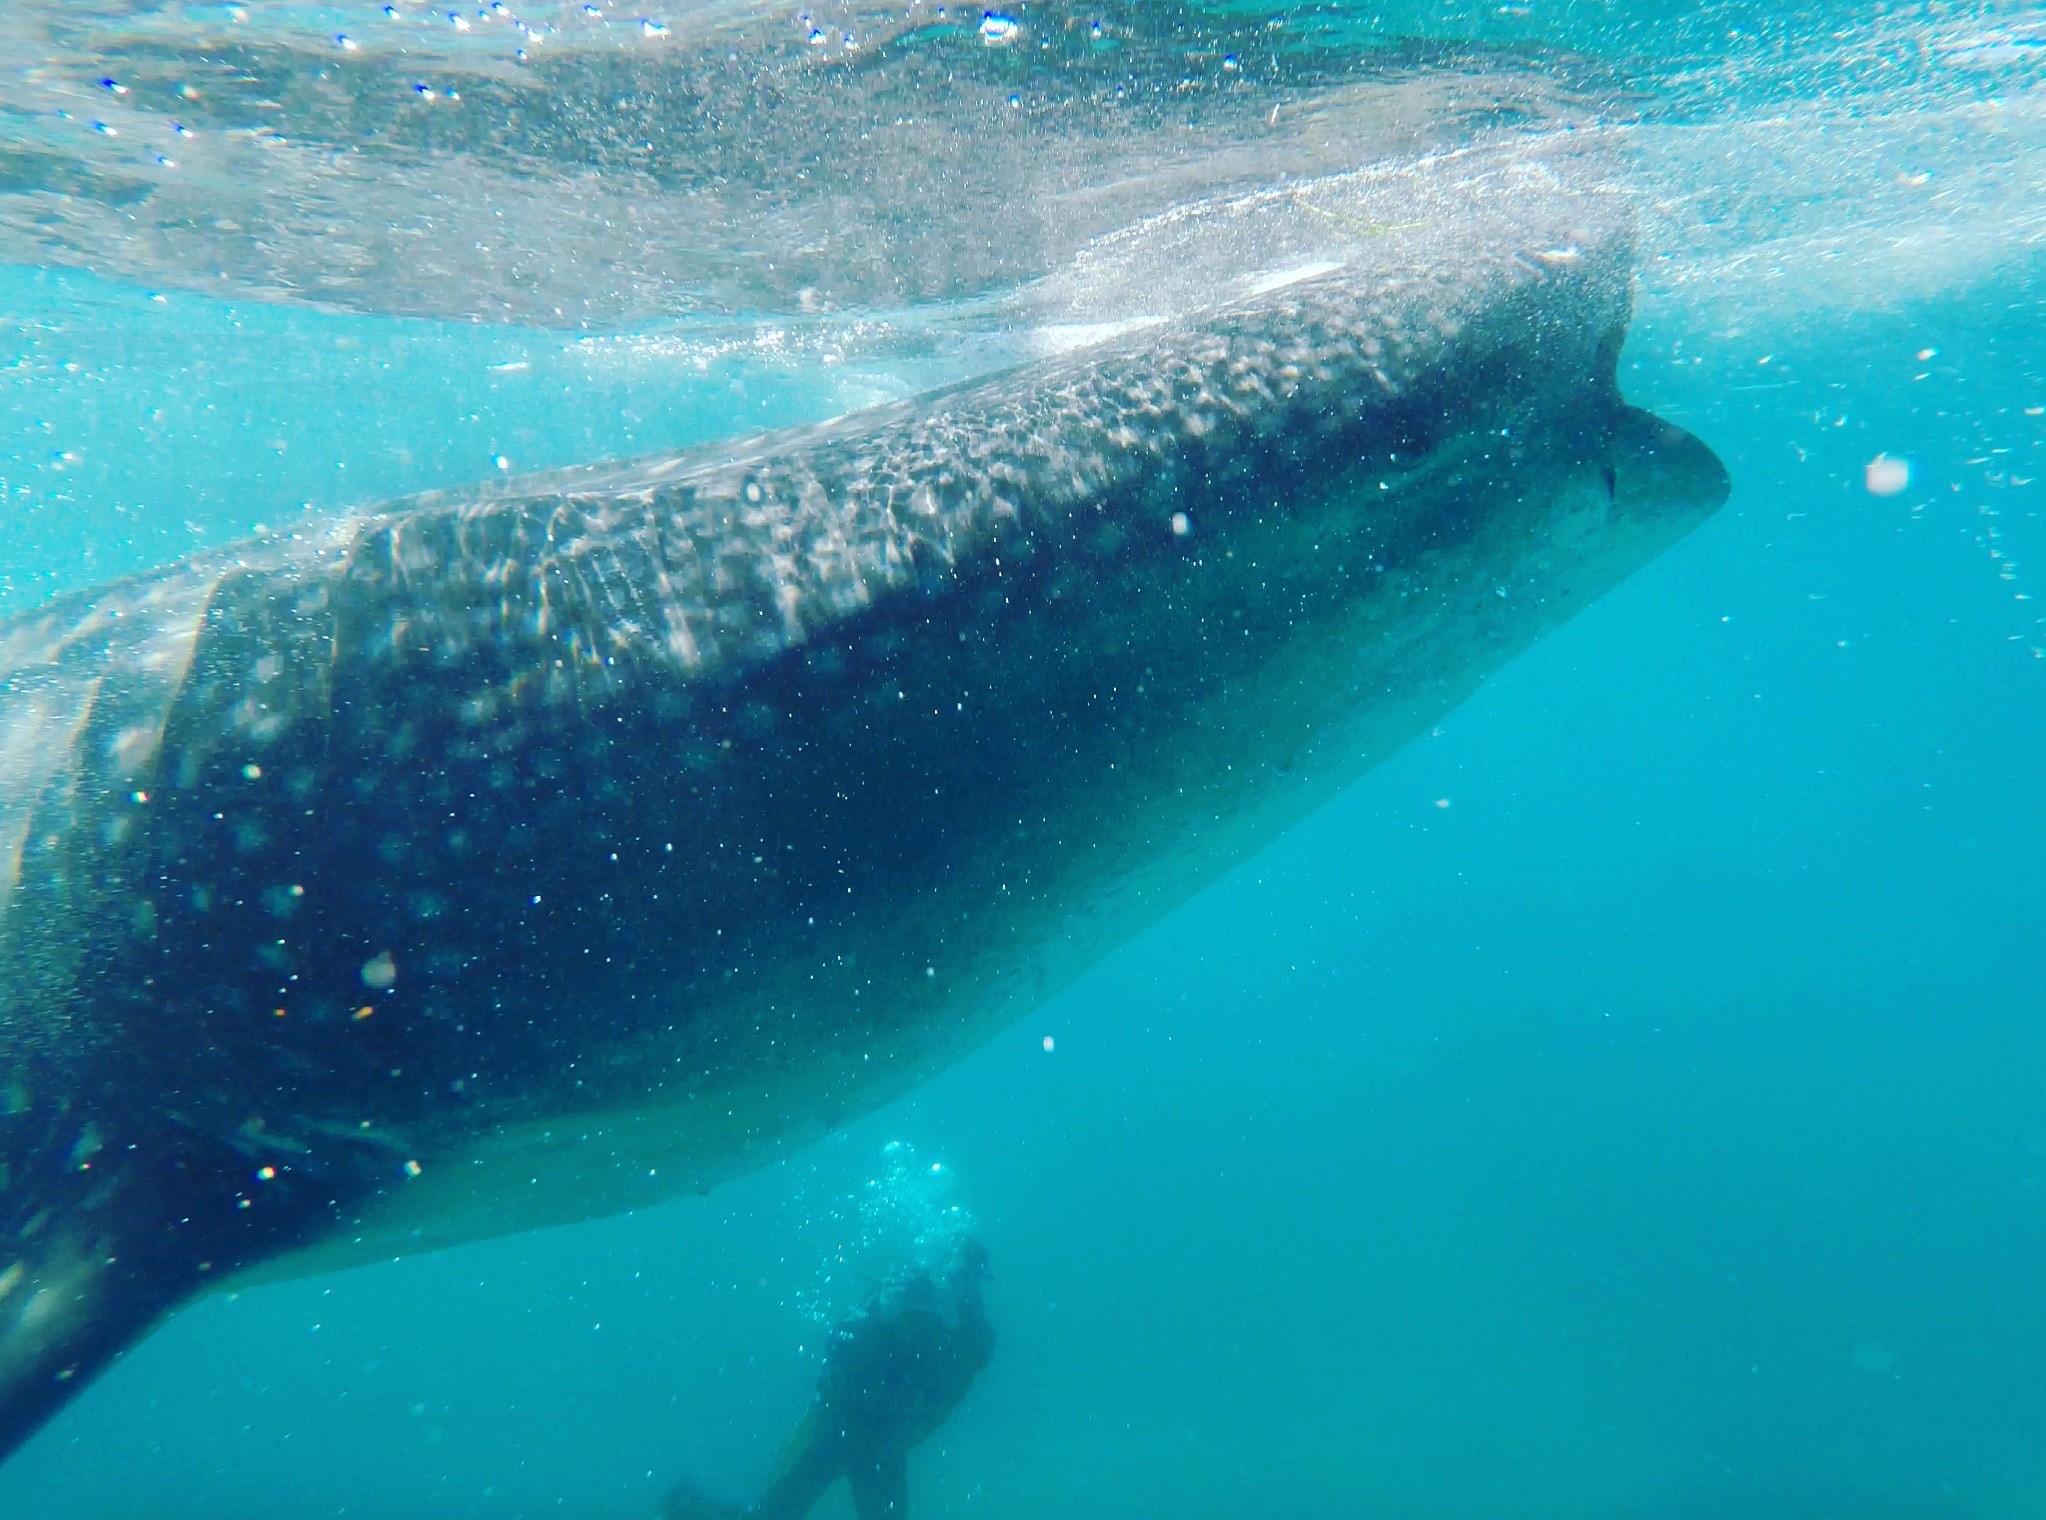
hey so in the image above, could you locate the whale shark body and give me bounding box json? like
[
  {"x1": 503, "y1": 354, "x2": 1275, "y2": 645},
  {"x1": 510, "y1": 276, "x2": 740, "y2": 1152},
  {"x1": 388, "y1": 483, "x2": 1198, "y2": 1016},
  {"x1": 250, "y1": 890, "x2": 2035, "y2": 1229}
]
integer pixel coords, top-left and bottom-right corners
[{"x1": 0, "y1": 137, "x2": 1725, "y2": 1462}]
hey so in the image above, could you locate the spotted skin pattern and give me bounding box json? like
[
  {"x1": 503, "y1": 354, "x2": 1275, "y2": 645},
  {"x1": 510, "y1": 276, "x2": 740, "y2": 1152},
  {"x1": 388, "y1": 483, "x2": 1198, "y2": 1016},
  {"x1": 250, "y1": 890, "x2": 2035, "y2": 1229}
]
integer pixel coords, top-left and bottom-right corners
[{"x1": 0, "y1": 140, "x2": 1725, "y2": 1463}]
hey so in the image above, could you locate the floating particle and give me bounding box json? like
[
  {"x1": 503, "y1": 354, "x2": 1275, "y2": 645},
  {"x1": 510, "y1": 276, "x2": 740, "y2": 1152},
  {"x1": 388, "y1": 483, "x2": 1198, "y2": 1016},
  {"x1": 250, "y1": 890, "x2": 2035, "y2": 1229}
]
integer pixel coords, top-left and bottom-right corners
[
  {"x1": 1865, "y1": 455, "x2": 1911, "y2": 496},
  {"x1": 1041, "y1": 1035, "x2": 1055, "y2": 1052},
  {"x1": 1171, "y1": 511, "x2": 1191, "y2": 536},
  {"x1": 361, "y1": 951, "x2": 398, "y2": 989}
]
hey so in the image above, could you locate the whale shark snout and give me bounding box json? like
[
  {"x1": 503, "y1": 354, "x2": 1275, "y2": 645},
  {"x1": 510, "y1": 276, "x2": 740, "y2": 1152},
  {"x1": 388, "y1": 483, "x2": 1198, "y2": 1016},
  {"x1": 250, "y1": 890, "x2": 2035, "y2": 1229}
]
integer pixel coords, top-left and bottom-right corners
[{"x1": 0, "y1": 137, "x2": 1725, "y2": 1466}]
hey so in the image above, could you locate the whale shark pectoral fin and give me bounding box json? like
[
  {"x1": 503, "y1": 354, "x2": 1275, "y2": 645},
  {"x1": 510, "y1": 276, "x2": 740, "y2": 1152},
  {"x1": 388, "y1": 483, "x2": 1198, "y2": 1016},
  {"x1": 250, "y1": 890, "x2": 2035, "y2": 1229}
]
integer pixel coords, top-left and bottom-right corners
[
  {"x1": 0, "y1": 1209, "x2": 186, "y2": 1463},
  {"x1": 0, "y1": 1107, "x2": 274, "y2": 1465},
  {"x1": 1604, "y1": 404, "x2": 1732, "y2": 525},
  {"x1": 0, "y1": 1085, "x2": 411, "y2": 1462}
]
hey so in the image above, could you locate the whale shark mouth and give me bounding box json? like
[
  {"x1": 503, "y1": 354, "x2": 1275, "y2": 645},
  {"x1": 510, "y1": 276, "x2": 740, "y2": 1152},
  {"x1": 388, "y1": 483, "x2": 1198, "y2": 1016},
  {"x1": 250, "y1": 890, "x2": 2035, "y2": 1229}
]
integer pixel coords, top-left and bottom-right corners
[{"x1": 0, "y1": 129, "x2": 1726, "y2": 1466}]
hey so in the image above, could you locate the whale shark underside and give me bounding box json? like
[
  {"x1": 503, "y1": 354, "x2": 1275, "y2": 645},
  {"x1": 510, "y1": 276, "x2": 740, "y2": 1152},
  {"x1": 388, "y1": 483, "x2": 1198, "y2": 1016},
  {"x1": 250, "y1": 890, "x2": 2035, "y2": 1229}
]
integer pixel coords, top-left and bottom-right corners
[{"x1": 0, "y1": 136, "x2": 1726, "y2": 1461}]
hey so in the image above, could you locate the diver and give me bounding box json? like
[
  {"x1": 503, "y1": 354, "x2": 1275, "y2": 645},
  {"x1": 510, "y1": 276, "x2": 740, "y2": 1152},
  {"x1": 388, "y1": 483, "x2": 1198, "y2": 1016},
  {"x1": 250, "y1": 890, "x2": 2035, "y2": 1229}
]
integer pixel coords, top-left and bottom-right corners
[{"x1": 665, "y1": 1237, "x2": 994, "y2": 1520}]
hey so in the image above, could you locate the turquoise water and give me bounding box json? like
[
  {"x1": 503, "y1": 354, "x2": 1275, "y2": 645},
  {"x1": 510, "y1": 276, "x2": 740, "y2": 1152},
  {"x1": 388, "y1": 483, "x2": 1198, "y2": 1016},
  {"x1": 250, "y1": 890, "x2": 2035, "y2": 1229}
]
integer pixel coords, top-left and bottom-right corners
[{"x1": 3, "y1": 2, "x2": 2045, "y2": 1516}]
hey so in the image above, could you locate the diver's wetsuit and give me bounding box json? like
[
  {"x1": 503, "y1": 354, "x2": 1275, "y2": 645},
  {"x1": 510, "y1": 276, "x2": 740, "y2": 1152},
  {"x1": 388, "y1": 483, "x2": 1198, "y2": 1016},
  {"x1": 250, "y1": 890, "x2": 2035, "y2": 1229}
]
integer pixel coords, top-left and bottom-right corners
[{"x1": 668, "y1": 1243, "x2": 993, "y2": 1520}]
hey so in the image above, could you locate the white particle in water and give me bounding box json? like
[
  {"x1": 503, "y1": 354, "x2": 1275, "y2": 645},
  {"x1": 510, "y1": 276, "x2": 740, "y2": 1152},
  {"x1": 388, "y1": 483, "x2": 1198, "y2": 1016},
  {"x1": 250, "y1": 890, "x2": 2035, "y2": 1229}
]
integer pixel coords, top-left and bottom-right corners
[{"x1": 1865, "y1": 455, "x2": 1911, "y2": 496}]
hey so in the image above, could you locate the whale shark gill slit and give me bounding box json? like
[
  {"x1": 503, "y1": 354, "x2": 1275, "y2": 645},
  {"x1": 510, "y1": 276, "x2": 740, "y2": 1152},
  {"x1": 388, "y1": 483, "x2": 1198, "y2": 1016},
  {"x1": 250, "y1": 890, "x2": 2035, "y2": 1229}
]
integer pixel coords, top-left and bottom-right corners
[{"x1": 0, "y1": 137, "x2": 1726, "y2": 1464}]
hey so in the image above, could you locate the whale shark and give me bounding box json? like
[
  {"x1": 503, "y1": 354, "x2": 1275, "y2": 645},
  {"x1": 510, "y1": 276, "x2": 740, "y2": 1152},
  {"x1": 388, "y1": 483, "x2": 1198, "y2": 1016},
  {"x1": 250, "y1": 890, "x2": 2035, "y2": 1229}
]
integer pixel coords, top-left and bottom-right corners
[{"x1": 0, "y1": 136, "x2": 1725, "y2": 1464}]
